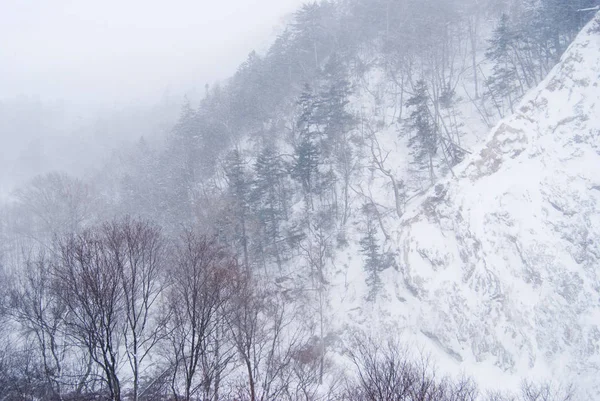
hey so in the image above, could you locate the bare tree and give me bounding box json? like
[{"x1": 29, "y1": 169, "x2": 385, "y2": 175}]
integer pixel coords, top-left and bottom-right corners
[
  {"x1": 14, "y1": 172, "x2": 95, "y2": 243},
  {"x1": 54, "y1": 228, "x2": 124, "y2": 401},
  {"x1": 166, "y1": 231, "x2": 237, "y2": 401},
  {"x1": 0, "y1": 252, "x2": 9, "y2": 329},
  {"x1": 228, "y1": 273, "x2": 304, "y2": 401},
  {"x1": 104, "y1": 217, "x2": 167, "y2": 401},
  {"x1": 297, "y1": 216, "x2": 333, "y2": 386},
  {"x1": 9, "y1": 251, "x2": 68, "y2": 399},
  {"x1": 365, "y1": 124, "x2": 405, "y2": 219}
]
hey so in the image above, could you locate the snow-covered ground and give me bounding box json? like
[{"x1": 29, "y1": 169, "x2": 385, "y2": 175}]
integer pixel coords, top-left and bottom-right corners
[{"x1": 329, "y1": 11, "x2": 600, "y2": 399}]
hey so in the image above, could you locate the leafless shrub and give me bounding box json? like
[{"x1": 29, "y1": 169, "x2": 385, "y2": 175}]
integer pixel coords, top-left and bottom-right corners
[
  {"x1": 0, "y1": 341, "x2": 58, "y2": 401},
  {"x1": 343, "y1": 335, "x2": 479, "y2": 401},
  {"x1": 519, "y1": 380, "x2": 574, "y2": 401},
  {"x1": 483, "y1": 380, "x2": 575, "y2": 401}
]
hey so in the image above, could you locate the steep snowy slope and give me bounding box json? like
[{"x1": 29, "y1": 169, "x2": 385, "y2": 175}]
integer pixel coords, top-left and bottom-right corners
[{"x1": 336, "y1": 12, "x2": 600, "y2": 397}]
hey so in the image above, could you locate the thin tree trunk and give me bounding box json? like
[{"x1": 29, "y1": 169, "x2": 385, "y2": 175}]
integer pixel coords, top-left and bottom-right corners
[
  {"x1": 245, "y1": 356, "x2": 256, "y2": 401},
  {"x1": 319, "y1": 286, "x2": 324, "y2": 385},
  {"x1": 469, "y1": 17, "x2": 479, "y2": 98}
]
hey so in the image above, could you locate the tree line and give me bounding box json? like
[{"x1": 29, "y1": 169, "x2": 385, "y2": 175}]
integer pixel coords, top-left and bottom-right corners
[
  {"x1": 1, "y1": 216, "x2": 313, "y2": 400},
  {"x1": 0, "y1": 217, "x2": 575, "y2": 400}
]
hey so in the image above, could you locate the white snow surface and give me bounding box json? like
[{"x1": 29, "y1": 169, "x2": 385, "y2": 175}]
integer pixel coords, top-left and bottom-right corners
[{"x1": 330, "y1": 13, "x2": 600, "y2": 398}]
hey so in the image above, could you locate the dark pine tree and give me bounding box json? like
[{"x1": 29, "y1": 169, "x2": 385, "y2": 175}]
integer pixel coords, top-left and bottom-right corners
[
  {"x1": 318, "y1": 54, "x2": 355, "y2": 158},
  {"x1": 485, "y1": 13, "x2": 520, "y2": 115},
  {"x1": 224, "y1": 149, "x2": 253, "y2": 270},
  {"x1": 293, "y1": 84, "x2": 324, "y2": 212},
  {"x1": 252, "y1": 146, "x2": 289, "y2": 269},
  {"x1": 165, "y1": 98, "x2": 201, "y2": 224},
  {"x1": 359, "y1": 204, "x2": 385, "y2": 301},
  {"x1": 406, "y1": 80, "x2": 437, "y2": 185}
]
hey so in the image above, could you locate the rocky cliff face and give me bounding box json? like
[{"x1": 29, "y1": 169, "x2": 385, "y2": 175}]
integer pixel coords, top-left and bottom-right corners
[{"x1": 339, "y1": 12, "x2": 600, "y2": 398}]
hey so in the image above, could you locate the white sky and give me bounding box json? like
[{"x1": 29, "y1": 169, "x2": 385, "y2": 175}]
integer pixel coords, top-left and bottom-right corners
[
  {"x1": 0, "y1": 0, "x2": 304, "y2": 106},
  {"x1": 0, "y1": 0, "x2": 306, "y2": 197}
]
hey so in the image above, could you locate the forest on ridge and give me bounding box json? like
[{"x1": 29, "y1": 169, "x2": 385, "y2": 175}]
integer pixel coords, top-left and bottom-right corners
[{"x1": 0, "y1": 0, "x2": 598, "y2": 399}]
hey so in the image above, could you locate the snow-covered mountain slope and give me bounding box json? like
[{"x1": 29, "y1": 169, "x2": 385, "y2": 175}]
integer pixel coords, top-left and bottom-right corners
[{"x1": 335, "y1": 12, "x2": 600, "y2": 398}]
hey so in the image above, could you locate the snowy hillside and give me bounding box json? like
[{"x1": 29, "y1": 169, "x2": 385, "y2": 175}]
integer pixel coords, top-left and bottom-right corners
[
  {"x1": 334, "y1": 11, "x2": 600, "y2": 397},
  {"x1": 4, "y1": 1, "x2": 600, "y2": 399}
]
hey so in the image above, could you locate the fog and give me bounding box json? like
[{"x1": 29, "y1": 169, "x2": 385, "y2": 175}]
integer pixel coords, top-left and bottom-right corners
[
  {"x1": 2, "y1": 0, "x2": 598, "y2": 398},
  {"x1": 0, "y1": 0, "x2": 303, "y2": 196},
  {"x1": 1, "y1": 0, "x2": 303, "y2": 102}
]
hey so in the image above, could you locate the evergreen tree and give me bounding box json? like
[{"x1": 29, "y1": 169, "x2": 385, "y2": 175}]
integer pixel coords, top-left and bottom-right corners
[
  {"x1": 166, "y1": 99, "x2": 201, "y2": 223},
  {"x1": 485, "y1": 13, "x2": 520, "y2": 115},
  {"x1": 292, "y1": 1, "x2": 336, "y2": 73},
  {"x1": 195, "y1": 85, "x2": 233, "y2": 176},
  {"x1": 318, "y1": 54, "x2": 355, "y2": 158},
  {"x1": 252, "y1": 146, "x2": 289, "y2": 268},
  {"x1": 230, "y1": 51, "x2": 268, "y2": 131},
  {"x1": 224, "y1": 149, "x2": 253, "y2": 269},
  {"x1": 509, "y1": 0, "x2": 596, "y2": 90},
  {"x1": 359, "y1": 205, "x2": 387, "y2": 301},
  {"x1": 294, "y1": 139, "x2": 321, "y2": 211},
  {"x1": 316, "y1": 55, "x2": 357, "y2": 224},
  {"x1": 293, "y1": 84, "x2": 324, "y2": 211},
  {"x1": 406, "y1": 80, "x2": 437, "y2": 184},
  {"x1": 297, "y1": 82, "x2": 321, "y2": 132},
  {"x1": 533, "y1": 0, "x2": 596, "y2": 60}
]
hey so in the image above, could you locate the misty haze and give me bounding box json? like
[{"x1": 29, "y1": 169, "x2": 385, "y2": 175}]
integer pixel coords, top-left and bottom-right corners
[{"x1": 1, "y1": 1, "x2": 600, "y2": 400}]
